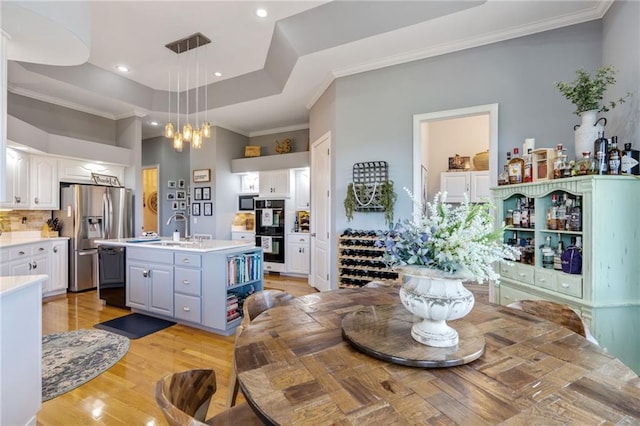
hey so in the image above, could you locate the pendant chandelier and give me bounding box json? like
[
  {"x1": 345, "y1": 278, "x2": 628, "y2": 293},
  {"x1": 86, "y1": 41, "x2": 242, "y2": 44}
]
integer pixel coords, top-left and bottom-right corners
[{"x1": 164, "y1": 33, "x2": 212, "y2": 152}]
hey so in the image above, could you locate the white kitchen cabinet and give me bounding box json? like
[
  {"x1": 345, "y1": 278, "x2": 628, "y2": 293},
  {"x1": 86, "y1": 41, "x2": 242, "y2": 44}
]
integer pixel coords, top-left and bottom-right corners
[
  {"x1": 48, "y1": 240, "x2": 68, "y2": 296},
  {"x1": 259, "y1": 170, "x2": 290, "y2": 197},
  {"x1": 1, "y1": 148, "x2": 29, "y2": 209},
  {"x1": 440, "y1": 171, "x2": 490, "y2": 203},
  {"x1": 294, "y1": 168, "x2": 310, "y2": 210},
  {"x1": 126, "y1": 248, "x2": 174, "y2": 316},
  {"x1": 0, "y1": 241, "x2": 50, "y2": 293},
  {"x1": 58, "y1": 158, "x2": 125, "y2": 184},
  {"x1": 240, "y1": 173, "x2": 259, "y2": 194},
  {"x1": 30, "y1": 155, "x2": 59, "y2": 209},
  {"x1": 492, "y1": 176, "x2": 640, "y2": 374},
  {"x1": 286, "y1": 233, "x2": 310, "y2": 275}
]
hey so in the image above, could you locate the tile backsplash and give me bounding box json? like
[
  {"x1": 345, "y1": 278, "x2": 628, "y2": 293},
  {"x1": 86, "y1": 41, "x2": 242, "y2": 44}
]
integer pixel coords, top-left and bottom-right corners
[{"x1": 0, "y1": 210, "x2": 52, "y2": 233}]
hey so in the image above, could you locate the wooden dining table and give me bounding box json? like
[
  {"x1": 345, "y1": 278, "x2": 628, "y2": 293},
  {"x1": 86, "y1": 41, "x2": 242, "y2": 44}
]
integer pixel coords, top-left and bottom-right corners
[{"x1": 234, "y1": 287, "x2": 640, "y2": 425}]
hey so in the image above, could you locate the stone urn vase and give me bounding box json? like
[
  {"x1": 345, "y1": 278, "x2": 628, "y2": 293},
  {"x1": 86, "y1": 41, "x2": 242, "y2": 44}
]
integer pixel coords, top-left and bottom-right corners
[
  {"x1": 398, "y1": 266, "x2": 475, "y2": 347},
  {"x1": 574, "y1": 110, "x2": 606, "y2": 157}
]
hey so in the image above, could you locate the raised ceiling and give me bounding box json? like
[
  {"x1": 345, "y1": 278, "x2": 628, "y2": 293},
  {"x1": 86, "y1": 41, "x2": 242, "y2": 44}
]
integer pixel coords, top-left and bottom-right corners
[{"x1": 4, "y1": 1, "x2": 611, "y2": 139}]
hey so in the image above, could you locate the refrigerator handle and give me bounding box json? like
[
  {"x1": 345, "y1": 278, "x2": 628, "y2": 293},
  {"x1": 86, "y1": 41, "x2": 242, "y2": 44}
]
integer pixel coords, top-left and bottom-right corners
[{"x1": 103, "y1": 192, "x2": 110, "y2": 238}]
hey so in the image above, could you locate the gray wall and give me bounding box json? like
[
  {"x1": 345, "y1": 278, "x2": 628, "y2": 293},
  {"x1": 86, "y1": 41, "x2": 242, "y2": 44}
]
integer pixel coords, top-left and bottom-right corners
[
  {"x1": 116, "y1": 116, "x2": 142, "y2": 234},
  {"x1": 248, "y1": 128, "x2": 310, "y2": 156},
  {"x1": 602, "y1": 0, "x2": 639, "y2": 147},
  {"x1": 142, "y1": 137, "x2": 190, "y2": 236},
  {"x1": 323, "y1": 21, "x2": 603, "y2": 234},
  {"x1": 7, "y1": 92, "x2": 116, "y2": 145}
]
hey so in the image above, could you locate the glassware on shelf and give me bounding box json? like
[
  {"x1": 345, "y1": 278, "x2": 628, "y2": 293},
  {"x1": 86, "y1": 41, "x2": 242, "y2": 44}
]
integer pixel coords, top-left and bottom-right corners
[{"x1": 575, "y1": 151, "x2": 596, "y2": 175}]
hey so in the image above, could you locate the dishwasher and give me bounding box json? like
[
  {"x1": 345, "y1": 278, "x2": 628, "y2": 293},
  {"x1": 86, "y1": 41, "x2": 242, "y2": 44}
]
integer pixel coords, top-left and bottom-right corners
[{"x1": 98, "y1": 245, "x2": 129, "y2": 309}]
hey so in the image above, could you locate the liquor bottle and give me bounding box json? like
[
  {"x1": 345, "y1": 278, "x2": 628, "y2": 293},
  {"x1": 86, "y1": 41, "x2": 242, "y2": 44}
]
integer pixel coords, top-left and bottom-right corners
[
  {"x1": 498, "y1": 152, "x2": 511, "y2": 185},
  {"x1": 554, "y1": 236, "x2": 564, "y2": 271},
  {"x1": 575, "y1": 151, "x2": 596, "y2": 175},
  {"x1": 508, "y1": 148, "x2": 525, "y2": 184},
  {"x1": 621, "y1": 143, "x2": 640, "y2": 175},
  {"x1": 524, "y1": 148, "x2": 533, "y2": 183},
  {"x1": 512, "y1": 198, "x2": 521, "y2": 228},
  {"x1": 528, "y1": 200, "x2": 535, "y2": 229},
  {"x1": 594, "y1": 131, "x2": 609, "y2": 175},
  {"x1": 608, "y1": 136, "x2": 622, "y2": 175},
  {"x1": 547, "y1": 194, "x2": 558, "y2": 230},
  {"x1": 520, "y1": 198, "x2": 530, "y2": 229},
  {"x1": 556, "y1": 194, "x2": 568, "y2": 230},
  {"x1": 541, "y1": 236, "x2": 554, "y2": 269},
  {"x1": 569, "y1": 196, "x2": 582, "y2": 231}
]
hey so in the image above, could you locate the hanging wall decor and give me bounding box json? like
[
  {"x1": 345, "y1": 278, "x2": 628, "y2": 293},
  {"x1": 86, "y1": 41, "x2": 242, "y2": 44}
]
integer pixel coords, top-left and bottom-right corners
[{"x1": 344, "y1": 161, "x2": 397, "y2": 226}]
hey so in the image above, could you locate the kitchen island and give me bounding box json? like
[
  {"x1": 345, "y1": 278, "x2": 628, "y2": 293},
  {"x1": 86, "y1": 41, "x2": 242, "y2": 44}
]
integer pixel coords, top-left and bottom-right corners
[{"x1": 96, "y1": 238, "x2": 263, "y2": 335}]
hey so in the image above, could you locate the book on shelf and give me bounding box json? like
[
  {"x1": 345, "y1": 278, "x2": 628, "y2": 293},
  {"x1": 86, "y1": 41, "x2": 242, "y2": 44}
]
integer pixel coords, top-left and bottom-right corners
[{"x1": 226, "y1": 302, "x2": 239, "y2": 312}]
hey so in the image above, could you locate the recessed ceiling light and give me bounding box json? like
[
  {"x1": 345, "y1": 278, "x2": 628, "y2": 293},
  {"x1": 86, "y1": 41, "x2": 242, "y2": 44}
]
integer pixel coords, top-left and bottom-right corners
[
  {"x1": 116, "y1": 65, "x2": 129, "y2": 73},
  {"x1": 150, "y1": 121, "x2": 158, "y2": 126},
  {"x1": 214, "y1": 71, "x2": 222, "y2": 77},
  {"x1": 256, "y1": 8, "x2": 267, "y2": 18}
]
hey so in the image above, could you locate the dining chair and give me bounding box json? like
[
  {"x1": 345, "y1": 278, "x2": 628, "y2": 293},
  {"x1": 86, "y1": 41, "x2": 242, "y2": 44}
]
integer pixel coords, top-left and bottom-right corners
[
  {"x1": 155, "y1": 368, "x2": 263, "y2": 426},
  {"x1": 507, "y1": 299, "x2": 598, "y2": 345},
  {"x1": 226, "y1": 290, "x2": 296, "y2": 408}
]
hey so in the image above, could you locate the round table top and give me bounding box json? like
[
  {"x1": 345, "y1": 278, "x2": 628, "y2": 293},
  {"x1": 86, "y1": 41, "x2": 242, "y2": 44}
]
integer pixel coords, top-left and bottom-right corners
[{"x1": 234, "y1": 287, "x2": 640, "y2": 425}]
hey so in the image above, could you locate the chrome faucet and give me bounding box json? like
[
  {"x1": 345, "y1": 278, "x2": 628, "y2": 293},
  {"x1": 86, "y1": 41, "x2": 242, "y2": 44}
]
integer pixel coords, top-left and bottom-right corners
[{"x1": 166, "y1": 212, "x2": 189, "y2": 238}]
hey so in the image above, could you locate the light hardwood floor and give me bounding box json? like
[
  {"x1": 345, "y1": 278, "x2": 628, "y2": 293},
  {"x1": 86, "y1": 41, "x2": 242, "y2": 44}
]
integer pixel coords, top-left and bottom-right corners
[{"x1": 37, "y1": 274, "x2": 317, "y2": 425}]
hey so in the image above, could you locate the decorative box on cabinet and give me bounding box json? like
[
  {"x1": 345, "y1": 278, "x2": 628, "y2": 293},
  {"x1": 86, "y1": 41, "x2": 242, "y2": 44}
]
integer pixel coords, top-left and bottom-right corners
[
  {"x1": 492, "y1": 176, "x2": 640, "y2": 374},
  {"x1": 338, "y1": 231, "x2": 400, "y2": 288},
  {"x1": 440, "y1": 171, "x2": 490, "y2": 203}
]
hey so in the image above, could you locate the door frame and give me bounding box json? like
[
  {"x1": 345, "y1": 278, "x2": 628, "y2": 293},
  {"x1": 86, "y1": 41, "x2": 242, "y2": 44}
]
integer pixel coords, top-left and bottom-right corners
[
  {"x1": 142, "y1": 164, "x2": 160, "y2": 234},
  {"x1": 309, "y1": 131, "x2": 332, "y2": 291},
  {"x1": 412, "y1": 103, "x2": 498, "y2": 213}
]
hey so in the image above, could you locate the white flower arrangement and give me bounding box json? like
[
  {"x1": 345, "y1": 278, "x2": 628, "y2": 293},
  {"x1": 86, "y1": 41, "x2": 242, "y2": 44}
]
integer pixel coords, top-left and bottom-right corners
[{"x1": 377, "y1": 190, "x2": 519, "y2": 283}]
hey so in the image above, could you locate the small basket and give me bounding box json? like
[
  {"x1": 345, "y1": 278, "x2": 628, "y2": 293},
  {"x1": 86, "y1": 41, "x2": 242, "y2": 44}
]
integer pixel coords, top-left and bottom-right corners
[
  {"x1": 473, "y1": 150, "x2": 489, "y2": 171},
  {"x1": 244, "y1": 146, "x2": 261, "y2": 157}
]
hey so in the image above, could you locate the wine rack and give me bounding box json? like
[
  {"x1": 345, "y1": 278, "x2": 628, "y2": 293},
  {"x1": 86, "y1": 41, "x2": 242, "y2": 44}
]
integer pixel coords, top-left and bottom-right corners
[{"x1": 338, "y1": 229, "x2": 401, "y2": 288}]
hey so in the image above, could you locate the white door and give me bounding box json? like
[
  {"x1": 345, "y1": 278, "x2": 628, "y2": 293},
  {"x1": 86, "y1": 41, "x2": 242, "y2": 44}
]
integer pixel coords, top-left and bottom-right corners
[{"x1": 310, "y1": 132, "x2": 332, "y2": 291}]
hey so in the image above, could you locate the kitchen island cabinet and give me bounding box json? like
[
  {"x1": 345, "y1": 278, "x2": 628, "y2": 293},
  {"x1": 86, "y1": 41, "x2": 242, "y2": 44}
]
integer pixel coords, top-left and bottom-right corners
[{"x1": 98, "y1": 239, "x2": 263, "y2": 335}]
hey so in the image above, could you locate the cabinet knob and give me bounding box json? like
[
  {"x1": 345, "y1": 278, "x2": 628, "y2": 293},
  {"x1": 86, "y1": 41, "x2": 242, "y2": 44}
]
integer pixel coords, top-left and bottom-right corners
[
  {"x1": 143, "y1": 270, "x2": 149, "y2": 277},
  {"x1": 53, "y1": 247, "x2": 58, "y2": 253},
  {"x1": 183, "y1": 306, "x2": 191, "y2": 312},
  {"x1": 15, "y1": 196, "x2": 21, "y2": 203},
  {"x1": 34, "y1": 197, "x2": 39, "y2": 204},
  {"x1": 32, "y1": 261, "x2": 37, "y2": 270}
]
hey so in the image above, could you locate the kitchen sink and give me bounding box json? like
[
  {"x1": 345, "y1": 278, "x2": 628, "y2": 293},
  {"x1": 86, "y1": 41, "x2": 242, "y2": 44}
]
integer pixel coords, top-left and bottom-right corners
[{"x1": 147, "y1": 240, "x2": 197, "y2": 247}]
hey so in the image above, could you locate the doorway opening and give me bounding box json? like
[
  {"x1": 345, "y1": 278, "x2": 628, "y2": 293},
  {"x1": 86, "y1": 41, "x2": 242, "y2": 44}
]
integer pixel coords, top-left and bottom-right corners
[
  {"x1": 142, "y1": 166, "x2": 159, "y2": 233},
  {"x1": 413, "y1": 104, "x2": 498, "y2": 211}
]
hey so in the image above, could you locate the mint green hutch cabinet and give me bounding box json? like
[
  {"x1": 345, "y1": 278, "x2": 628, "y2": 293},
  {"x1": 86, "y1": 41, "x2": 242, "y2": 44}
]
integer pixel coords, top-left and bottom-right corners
[{"x1": 491, "y1": 176, "x2": 640, "y2": 374}]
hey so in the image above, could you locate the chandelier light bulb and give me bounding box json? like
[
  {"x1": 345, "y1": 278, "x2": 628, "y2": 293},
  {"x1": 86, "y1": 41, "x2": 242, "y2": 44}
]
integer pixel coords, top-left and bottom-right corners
[
  {"x1": 183, "y1": 123, "x2": 193, "y2": 142},
  {"x1": 173, "y1": 132, "x2": 183, "y2": 152},
  {"x1": 192, "y1": 129, "x2": 203, "y2": 149},
  {"x1": 202, "y1": 122, "x2": 211, "y2": 138},
  {"x1": 164, "y1": 122, "x2": 174, "y2": 138}
]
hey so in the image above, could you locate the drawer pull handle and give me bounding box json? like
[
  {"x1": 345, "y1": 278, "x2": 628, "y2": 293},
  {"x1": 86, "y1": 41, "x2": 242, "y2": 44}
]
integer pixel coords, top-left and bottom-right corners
[
  {"x1": 183, "y1": 306, "x2": 191, "y2": 312},
  {"x1": 182, "y1": 280, "x2": 190, "y2": 285},
  {"x1": 561, "y1": 283, "x2": 570, "y2": 288},
  {"x1": 518, "y1": 273, "x2": 526, "y2": 277},
  {"x1": 182, "y1": 259, "x2": 190, "y2": 263},
  {"x1": 18, "y1": 251, "x2": 25, "y2": 256},
  {"x1": 39, "y1": 247, "x2": 45, "y2": 251},
  {"x1": 538, "y1": 278, "x2": 546, "y2": 283}
]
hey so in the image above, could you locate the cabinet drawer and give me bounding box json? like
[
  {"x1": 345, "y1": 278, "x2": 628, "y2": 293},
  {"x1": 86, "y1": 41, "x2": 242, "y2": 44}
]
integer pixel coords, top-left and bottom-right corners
[
  {"x1": 515, "y1": 264, "x2": 534, "y2": 285},
  {"x1": 174, "y1": 268, "x2": 202, "y2": 296},
  {"x1": 288, "y1": 234, "x2": 310, "y2": 244},
  {"x1": 128, "y1": 247, "x2": 173, "y2": 264},
  {"x1": 499, "y1": 285, "x2": 543, "y2": 306},
  {"x1": 534, "y1": 268, "x2": 555, "y2": 290},
  {"x1": 555, "y1": 273, "x2": 582, "y2": 298},
  {"x1": 231, "y1": 232, "x2": 255, "y2": 241},
  {"x1": 174, "y1": 294, "x2": 201, "y2": 323},
  {"x1": 500, "y1": 263, "x2": 517, "y2": 280},
  {"x1": 174, "y1": 253, "x2": 201, "y2": 267}
]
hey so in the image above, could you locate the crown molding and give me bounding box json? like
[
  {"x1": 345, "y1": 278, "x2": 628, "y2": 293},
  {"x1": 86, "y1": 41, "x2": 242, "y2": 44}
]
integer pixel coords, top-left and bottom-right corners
[
  {"x1": 249, "y1": 123, "x2": 309, "y2": 138},
  {"x1": 306, "y1": 73, "x2": 336, "y2": 110},
  {"x1": 8, "y1": 84, "x2": 117, "y2": 120}
]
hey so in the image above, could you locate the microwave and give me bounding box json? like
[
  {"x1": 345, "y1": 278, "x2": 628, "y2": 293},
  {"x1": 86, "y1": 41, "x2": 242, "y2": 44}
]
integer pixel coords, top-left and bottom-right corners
[{"x1": 238, "y1": 194, "x2": 257, "y2": 211}]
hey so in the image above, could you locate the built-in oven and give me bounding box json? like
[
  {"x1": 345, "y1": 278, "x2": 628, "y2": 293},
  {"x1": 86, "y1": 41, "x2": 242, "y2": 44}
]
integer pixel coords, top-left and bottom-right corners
[
  {"x1": 255, "y1": 199, "x2": 285, "y2": 264},
  {"x1": 238, "y1": 194, "x2": 257, "y2": 211}
]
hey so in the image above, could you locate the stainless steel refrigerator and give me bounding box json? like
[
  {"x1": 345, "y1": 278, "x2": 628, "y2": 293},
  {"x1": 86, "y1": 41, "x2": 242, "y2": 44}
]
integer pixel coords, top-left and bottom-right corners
[{"x1": 53, "y1": 184, "x2": 132, "y2": 292}]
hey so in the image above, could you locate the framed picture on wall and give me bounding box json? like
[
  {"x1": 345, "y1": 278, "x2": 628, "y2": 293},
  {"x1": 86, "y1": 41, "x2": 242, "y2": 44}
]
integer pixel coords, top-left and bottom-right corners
[
  {"x1": 193, "y1": 169, "x2": 211, "y2": 183},
  {"x1": 202, "y1": 187, "x2": 211, "y2": 200},
  {"x1": 178, "y1": 179, "x2": 186, "y2": 188},
  {"x1": 166, "y1": 192, "x2": 175, "y2": 200},
  {"x1": 194, "y1": 187, "x2": 202, "y2": 200},
  {"x1": 168, "y1": 180, "x2": 177, "y2": 189},
  {"x1": 175, "y1": 190, "x2": 186, "y2": 200},
  {"x1": 191, "y1": 203, "x2": 201, "y2": 216},
  {"x1": 171, "y1": 201, "x2": 179, "y2": 210},
  {"x1": 203, "y1": 202, "x2": 212, "y2": 216},
  {"x1": 179, "y1": 201, "x2": 187, "y2": 210}
]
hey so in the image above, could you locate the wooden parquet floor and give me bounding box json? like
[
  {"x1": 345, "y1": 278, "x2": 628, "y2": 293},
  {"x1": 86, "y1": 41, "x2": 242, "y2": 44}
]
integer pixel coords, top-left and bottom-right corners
[{"x1": 37, "y1": 273, "x2": 317, "y2": 426}]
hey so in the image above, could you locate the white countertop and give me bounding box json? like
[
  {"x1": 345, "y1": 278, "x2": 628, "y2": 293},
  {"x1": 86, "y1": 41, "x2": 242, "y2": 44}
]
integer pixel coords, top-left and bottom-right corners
[
  {"x1": 96, "y1": 238, "x2": 256, "y2": 252},
  {"x1": 0, "y1": 232, "x2": 69, "y2": 248},
  {"x1": 0, "y1": 274, "x2": 47, "y2": 297}
]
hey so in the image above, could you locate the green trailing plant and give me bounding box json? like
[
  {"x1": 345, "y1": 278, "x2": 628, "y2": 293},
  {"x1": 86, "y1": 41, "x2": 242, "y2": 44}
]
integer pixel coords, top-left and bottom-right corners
[
  {"x1": 554, "y1": 65, "x2": 632, "y2": 115},
  {"x1": 344, "y1": 179, "x2": 397, "y2": 226}
]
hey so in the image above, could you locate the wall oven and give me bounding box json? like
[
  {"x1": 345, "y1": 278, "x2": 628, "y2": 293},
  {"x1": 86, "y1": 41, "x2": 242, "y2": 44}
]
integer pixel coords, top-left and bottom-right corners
[{"x1": 255, "y1": 199, "x2": 285, "y2": 265}]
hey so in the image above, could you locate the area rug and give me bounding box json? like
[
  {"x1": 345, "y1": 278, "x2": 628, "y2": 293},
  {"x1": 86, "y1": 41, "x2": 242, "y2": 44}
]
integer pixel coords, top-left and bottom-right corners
[
  {"x1": 94, "y1": 313, "x2": 176, "y2": 339},
  {"x1": 42, "y1": 329, "x2": 130, "y2": 401}
]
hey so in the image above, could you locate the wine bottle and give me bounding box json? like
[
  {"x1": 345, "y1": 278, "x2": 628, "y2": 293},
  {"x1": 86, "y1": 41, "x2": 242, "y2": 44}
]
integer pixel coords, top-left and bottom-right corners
[{"x1": 594, "y1": 131, "x2": 609, "y2": 175}]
